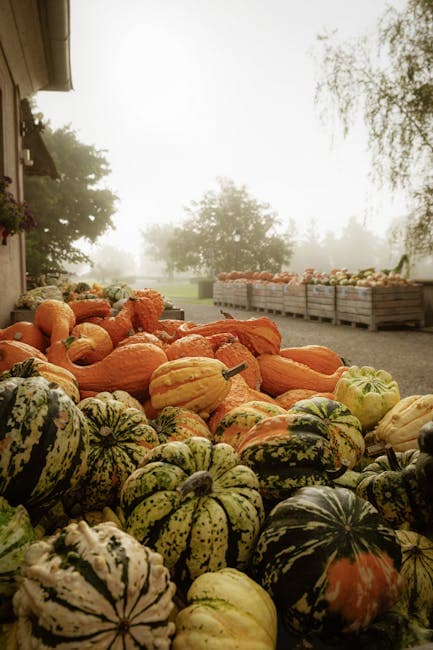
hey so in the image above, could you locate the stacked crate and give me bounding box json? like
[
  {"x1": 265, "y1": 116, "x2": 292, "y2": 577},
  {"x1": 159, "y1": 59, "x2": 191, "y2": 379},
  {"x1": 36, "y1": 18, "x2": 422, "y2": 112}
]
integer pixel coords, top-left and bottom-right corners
[
  {"x1": 265, "y1": 283, "x2": 285, "y2": 313},
  {"x1": 232, "y1": 282, "x2": 252, "y2": 309},
  {"x1": 283, "y1": 284, "x2": 308, "y2": 318},
  {"x1": 306, "y1": 285, "x2": 336, "y2": 323},
  {"x1": 250, "y1": 282, "x2": 268, "y2": 311},
  {"x1": 213, "y1": 281, "x2": 224, "y2": 305},
  {"x1": 335, "y1": 284, "x2": 424, "y2": 330}
]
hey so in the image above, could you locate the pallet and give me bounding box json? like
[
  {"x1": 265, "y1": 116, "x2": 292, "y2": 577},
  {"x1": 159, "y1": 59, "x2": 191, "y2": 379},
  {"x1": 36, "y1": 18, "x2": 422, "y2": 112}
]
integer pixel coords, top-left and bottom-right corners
[
  {"x1": 283, "y1": 284, "x2": 307, "y2": 317},
  {"x1": 306, "y1": 285, "x2": 336, "y2": 323},
  {"x1": 335, "y1": 285, "x2": 424, "y2": 330}
]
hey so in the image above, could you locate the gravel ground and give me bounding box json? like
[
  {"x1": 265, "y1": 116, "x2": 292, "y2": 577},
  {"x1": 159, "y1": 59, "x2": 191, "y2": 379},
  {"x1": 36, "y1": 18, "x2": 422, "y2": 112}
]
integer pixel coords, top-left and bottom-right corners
[{"x1": 180, "y1": 300, "x2": 433, "y2": 398}]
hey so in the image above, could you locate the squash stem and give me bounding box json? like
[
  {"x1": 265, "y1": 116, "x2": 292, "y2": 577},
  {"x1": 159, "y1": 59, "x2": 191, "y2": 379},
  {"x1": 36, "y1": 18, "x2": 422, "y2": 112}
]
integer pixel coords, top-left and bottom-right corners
[
  {"x1": 385, "y1": 444, "x2": 401, "y2": 471},
  {"x1": 222, "y1": 362, "x2": 248, "y2": 379},
  {"x1": 327, "y1": 460, "x2": 350, "y2": 480},
  {"x1": 177, "y1": 470, "x2": 213, "y2": 499}
]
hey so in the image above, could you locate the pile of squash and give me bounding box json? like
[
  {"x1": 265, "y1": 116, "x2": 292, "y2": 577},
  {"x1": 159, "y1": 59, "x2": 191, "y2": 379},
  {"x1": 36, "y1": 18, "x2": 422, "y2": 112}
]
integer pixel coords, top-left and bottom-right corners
[{"x1": 1, "y1": 289, "x2": 433, "y2": 649}]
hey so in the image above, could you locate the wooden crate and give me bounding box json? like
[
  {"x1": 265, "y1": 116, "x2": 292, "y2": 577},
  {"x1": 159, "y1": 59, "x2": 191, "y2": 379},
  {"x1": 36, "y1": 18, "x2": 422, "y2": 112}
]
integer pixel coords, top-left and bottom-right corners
[
  {"x1": 225, "y1": 282, "x2": 237, "y2": 306},
  {"x1": 283, "y1": 284, "x2": 307, "y2": 317},
  {"x1": 336, "y1": 284, "x2": 424, "y2": 330},
  {"x1": 213, "y1": 281, "x2": 224, "y2": 305},
  {"x1": 250, "y1": 282, "x2": 267, "y2": 311},
  {"x1": 265, "y1": 283, "x2": 284, "y2": 313},
  {"x1": 232, "y1": 282, "x2": 252, "y2": 309},
  {"x1": 306, "y1": 285, "x2": 336, "y2": 323}
]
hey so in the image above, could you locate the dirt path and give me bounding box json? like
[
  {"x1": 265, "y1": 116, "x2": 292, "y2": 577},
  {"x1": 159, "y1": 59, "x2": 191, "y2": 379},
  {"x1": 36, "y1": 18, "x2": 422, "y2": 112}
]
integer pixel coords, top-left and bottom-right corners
[{"x1": 180, "y1": 301, "x2": 433, "y2": 398}]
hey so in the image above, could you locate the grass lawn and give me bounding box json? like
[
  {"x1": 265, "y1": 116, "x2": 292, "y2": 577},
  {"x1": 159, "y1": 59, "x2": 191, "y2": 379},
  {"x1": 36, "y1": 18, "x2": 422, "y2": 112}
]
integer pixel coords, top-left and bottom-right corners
[{"x1": 156, "y1": 282, "x2": 213, "y2": 305}]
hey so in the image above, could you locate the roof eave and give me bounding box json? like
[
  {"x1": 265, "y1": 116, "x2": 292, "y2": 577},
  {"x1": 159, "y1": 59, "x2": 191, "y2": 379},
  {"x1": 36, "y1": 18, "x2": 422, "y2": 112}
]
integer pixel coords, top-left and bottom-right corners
[{"x1": 37, "y1": 0, "x2": 73, "y2": 92}]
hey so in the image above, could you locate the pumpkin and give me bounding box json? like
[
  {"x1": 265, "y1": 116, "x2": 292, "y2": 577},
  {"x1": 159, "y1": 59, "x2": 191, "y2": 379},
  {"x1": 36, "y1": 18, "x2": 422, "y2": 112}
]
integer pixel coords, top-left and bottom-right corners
[
  {"x1": 287, "y1": 396, "x2": 365, "y2": 469},
  {"x1": 355, "y1": 446, "x2": 432, "y2": 530},
  {"x1": 33, "y1": 299, "x2": 76, "y2": 344},
  {"x1": 117, "y1": 331, "x2": 164, "y2": 348},
  {"x1": 0, "y1": 376, "x2": 89, "y2": 517},
  {"x1": 251, "y1": 485, "x2": 402, "y2": 639},
  {"x1": 0, "y1": 340, "x2": 46, "y2": 373},
  {"x1": 0, "y1": 321, "x2": 48, "y2": 352},
  {"x1": 279, "y1": 344, "x2": 344, "y2": 374},
  {"x1": 215, "y1": 339, "x2": 262, "y2": 390},
  {"x1": 237, "y1": 413, "x2": 345, "y2": 506},
  {"x1": 172, "y1": 568, "x2": 277, "y2": 650},
  {"x1": 133, "y1": 288, "x2": 165, "y2": 315},
  {"x1": 275, "y1": 388, "x2": 335, "y2": 409},
  {"x1": 120, "y1": 436, "x2": 264, "y2": 587},
  {"x1": 151, "y1": 406, "x2": 212, "y2": 444},
  {"x1": 0, "y1": 356, "x2": 80, "y2": 403},
  {"x1": 165, "y1": 334, "x2": 215, "y2": 360},
  {"x1": 149, "y1": 356, "x2": 247, "y2": 419},
  {"x1": 213, "y1": 400, "x2": 287, "y2": 450},
  {"x1": 68, "y1": 298, "x2": 112, "y2": 322},
  {"x1": 334, "y1": 365, "x2": 400, "y2": 431},
  {"x1": 395, "y1": 529, "x2": 433, "y2": 627},
  {"x1": 69, "y1": 321, "x2": 114, "y2": 364},
  {"x1": 89, "y1": 310, "x2": 134, "y2": 347},
  {"x1": 258, "y1": 353, "x2": 347, "y2": 396},
  {"x1": 128, "y1": 295, "x2": 162, "y2": 333},
  {"x1": 371, "y1": 394, "x2": 433, "y2": 452},
  {"x1": 0, "y1": 498, "x2": 34, "y2": 618},
  {"x1": 47, "y1": 339, "x2": 168, "y2": 399},
  {"x1": 13, "y1": 521, "x2": 176, "y2": 648},
  {"x1": 63, "y1": 396, "x2": 159, "y2": 512},
  {"x1": 207, "y1": 374, "x2": 277, "y2": 434},
  {"x1": 177, "y1": 316, "x2": 282, "y2": 355}
]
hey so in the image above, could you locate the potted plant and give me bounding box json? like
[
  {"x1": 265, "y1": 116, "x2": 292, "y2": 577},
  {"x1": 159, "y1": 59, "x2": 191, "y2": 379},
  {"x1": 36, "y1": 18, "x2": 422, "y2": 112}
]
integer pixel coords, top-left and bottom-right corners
[{"x1": 0, "y1": 175, "x2": 37, "y2": 245}]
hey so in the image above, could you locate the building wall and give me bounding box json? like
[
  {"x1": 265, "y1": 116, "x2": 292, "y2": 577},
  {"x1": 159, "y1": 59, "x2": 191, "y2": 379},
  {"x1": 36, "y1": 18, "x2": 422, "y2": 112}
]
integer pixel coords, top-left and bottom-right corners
[{"x1": 0, "y1": 45, "x2": 26, "y2": 328}]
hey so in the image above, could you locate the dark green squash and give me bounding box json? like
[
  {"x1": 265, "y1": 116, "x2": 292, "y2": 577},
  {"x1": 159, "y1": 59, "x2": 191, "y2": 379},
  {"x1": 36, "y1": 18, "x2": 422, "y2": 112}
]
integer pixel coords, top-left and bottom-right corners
[
  {"x1": 0, "y1": 376, "x2": 89, "y2": 517},
  {"x1": 287, "y1": 396, "x2": 365, "y2": 469},
  {"x1": 356, "y1": 447, "x2": 432, "y2": 530},
  {"x1": 252, "y1": 485, "x2": 402, "y2": 641}
]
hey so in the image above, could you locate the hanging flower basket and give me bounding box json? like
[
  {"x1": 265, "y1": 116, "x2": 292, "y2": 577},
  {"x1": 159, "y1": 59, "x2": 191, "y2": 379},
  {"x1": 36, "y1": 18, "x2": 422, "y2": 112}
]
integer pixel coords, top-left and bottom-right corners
[{"x1": 0, "y1": 176, "x2": 37, "y2": 245}]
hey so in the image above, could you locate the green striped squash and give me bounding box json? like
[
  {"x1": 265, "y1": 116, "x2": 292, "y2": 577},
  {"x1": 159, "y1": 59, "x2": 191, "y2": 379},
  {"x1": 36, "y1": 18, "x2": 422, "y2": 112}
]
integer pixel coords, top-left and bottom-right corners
[
  {"x1": 288, "y1": 396, "x2": 365, "y2": 468},
  {"x1": 151, "y1": 406, "x2": 211, "y2": 444},
  {"x1": 237, "y1": 413, "x2": 340, "y2": 506},
  {"x1": 64, "y1": 396, "x2": 159, "y2": 512},
  {"x1": 0, "y1": 376, "x2": 89, "y2": 516},
  {"x1": 13, "y1": 520, "x2": 176, "y2": 648},
  {"x1": 121, "y1": 436, "x2": 264, "y2": 587},
  {"x1": 213, "y1": 400, "x2": 287, "y2": 450},
  {"x1": 355, "y1": 448, "x2": 431, "y2": 529},
  {"x1": 395, "y1": 529, "x2": 433, "y2": 626},
  {"x1": 0, "y1": 498, "x2": 34, "y2": 620},
  {"x1": 103, "y1": 282, "x2": 134, "y2": 304},
  {"x1": 252, "y1": 485, "x2": 402, "y2": 640}
]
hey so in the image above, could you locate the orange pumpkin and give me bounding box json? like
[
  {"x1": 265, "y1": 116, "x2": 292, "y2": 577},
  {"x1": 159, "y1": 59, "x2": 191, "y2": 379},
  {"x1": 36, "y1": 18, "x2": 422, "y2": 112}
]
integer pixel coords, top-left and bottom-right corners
[
  {"x1": 0, "y1": 321, "x2": 48, "y2": 352},
  {"x1": 0, "y1": 340, "x2": 47, "y2": 373}
]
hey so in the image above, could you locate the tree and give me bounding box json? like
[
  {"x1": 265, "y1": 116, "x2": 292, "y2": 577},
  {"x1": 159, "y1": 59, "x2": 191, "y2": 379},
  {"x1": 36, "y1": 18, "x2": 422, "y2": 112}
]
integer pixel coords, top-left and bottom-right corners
[
  {"x1": 24, "y1": 122, "x2": 118, "y2": 278},
  {"x1": 167, "y1": 177, "x2": 293, "y2": 276},
  {"x1": 140, "y1": 224, "x2": 176, "y2": 278},
  {"x1": 315, "y1": 0, "x2": 433, "y2": 256}
]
